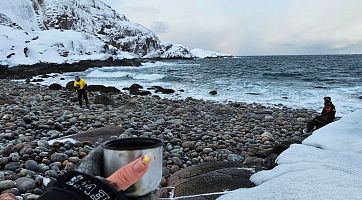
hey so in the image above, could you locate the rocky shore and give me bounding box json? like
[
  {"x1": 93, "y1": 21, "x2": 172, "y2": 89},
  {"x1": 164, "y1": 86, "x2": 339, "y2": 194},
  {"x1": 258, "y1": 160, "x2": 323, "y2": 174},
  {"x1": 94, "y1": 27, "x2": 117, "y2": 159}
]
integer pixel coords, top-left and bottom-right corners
[
  {"x1": 0, "y1": 58, "x2": 143, "y2": 79},
  {"x1": 0, "y1": 79, "x2": 318, "y2": 199}
]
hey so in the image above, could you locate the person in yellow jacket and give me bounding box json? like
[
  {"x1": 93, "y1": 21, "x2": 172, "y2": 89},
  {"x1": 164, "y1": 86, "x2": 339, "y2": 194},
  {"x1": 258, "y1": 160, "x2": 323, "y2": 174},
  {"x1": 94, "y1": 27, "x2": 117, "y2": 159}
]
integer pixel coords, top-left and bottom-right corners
[{"x1": 74, "y1": 76, "x2": 89, "y2": 108}]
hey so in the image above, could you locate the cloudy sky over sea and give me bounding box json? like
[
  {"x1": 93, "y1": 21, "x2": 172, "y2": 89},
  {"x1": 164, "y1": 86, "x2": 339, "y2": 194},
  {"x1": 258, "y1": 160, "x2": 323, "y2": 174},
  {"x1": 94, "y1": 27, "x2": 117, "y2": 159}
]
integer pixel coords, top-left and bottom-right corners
[{"x1": 101, "y1": 0, "x2": 362, "y2": 56}]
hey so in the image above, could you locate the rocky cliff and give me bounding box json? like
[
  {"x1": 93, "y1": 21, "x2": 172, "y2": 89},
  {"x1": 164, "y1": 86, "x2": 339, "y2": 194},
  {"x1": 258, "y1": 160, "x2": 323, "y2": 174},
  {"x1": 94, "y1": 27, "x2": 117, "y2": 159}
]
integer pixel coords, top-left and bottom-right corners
[{"x1": 0, "y1": 0, "x2": 228, "y2": 66}]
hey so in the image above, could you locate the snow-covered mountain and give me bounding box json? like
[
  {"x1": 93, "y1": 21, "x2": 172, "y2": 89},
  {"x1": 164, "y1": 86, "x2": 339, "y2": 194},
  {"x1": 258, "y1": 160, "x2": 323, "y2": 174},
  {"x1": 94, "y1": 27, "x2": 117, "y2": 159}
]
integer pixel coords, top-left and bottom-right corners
[{"x1": 0, "y1": 0, "x2": 228, "y2": 67}]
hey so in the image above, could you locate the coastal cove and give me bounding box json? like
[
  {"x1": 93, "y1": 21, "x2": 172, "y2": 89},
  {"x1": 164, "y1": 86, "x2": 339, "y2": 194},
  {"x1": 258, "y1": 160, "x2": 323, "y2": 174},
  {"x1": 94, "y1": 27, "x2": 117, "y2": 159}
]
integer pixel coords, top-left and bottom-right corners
[{"x1": 2, "y1": 0, "x2": 362, "y2": 199}]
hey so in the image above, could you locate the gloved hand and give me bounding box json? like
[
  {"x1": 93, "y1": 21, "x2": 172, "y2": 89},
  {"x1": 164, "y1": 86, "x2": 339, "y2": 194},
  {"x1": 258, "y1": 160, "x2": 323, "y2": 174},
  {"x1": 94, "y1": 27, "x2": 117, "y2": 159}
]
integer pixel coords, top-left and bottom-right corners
[
  {"x1": 0, "y1": 193, "x2": 16, "y2": 200},
  {"x1": 77, "y1": 145, "x2": 154, "y2": 191}
]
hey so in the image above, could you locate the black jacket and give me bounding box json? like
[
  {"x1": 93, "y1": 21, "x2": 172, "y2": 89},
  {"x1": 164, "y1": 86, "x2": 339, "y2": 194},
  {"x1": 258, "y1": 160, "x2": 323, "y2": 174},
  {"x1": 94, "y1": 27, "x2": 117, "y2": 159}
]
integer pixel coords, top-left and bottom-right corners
[
  {"x1": 319, "y1": 102, "x2": 336, "y2": 123},
  {"x1": 39, "y1": 171, "x2": 127, "y2": 200}
]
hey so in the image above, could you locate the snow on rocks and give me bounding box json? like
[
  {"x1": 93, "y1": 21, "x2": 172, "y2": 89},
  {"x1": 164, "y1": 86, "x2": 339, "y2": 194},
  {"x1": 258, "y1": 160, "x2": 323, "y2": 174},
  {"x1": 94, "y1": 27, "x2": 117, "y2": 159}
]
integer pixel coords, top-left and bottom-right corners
[
  {"x1": 218, "y1": 110, "x2": 362, "y2": 200},
  {"x1": 0, "y1": 0, "x2": 229, "y2": 67}
]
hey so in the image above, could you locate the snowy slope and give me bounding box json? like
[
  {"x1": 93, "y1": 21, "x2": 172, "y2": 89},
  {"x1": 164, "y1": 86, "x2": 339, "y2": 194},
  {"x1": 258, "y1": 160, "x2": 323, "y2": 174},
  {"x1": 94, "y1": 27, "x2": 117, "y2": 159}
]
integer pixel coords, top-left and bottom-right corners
[
  {"x1": 218, "y1": 110, "x2": 362, "y2": 200},
  {"x1": 0, "y1": 25, "x2": 135, "y2": 66},
  {"x1": 0, "y1": 0, "x2": 40, "y2": 31},
  {"x1": 191, "y1": 48, "x2": 229, "y2": 58},
  {"x1": 38, "y1": 0, "x2": 161, "y2": 57},
  {"x1": 0, "y1": 0, "x2": 229, "y2": 67}
]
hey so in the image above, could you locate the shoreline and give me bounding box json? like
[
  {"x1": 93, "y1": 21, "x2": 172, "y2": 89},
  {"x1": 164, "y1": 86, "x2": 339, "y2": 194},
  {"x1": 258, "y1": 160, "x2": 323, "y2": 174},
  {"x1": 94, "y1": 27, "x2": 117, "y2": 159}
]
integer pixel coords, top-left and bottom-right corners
[
  {"x1": 0, "y1": 79, "x2": 318, "y2": 198},
  {"x1": 0, "y1": 57, "x2": 205, "y2": 80}
]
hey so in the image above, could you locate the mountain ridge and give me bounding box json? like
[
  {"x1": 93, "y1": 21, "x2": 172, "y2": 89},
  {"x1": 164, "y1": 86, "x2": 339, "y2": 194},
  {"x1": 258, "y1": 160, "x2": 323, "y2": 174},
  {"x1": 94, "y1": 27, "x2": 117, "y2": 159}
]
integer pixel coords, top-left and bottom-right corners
[{"x1": 0, "y1": 0, "x2": 228, "y2": 67}]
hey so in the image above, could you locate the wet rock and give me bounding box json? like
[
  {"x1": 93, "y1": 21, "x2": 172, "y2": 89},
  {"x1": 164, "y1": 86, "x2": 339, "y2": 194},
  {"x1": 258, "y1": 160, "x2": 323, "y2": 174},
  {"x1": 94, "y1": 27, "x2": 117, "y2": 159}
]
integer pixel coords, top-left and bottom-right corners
[
  {"x1": 88, "y1": 85, "x2": 120, "y2": 93},
  {"x1": 49, "y1": 83, "x2": 62, "y2": 90},
  {"x1": 153, "y1": 86, "x2": 176, "y2": 94},
  {"x1": 94, "y1": 94, "x2": 116, "y2": 106},
  {"x1": 209, "y1": 90, "x2": 217, "y2": 95},
  {"x1": 66, "y1": 81, "x2": 75, "y2": 90}
]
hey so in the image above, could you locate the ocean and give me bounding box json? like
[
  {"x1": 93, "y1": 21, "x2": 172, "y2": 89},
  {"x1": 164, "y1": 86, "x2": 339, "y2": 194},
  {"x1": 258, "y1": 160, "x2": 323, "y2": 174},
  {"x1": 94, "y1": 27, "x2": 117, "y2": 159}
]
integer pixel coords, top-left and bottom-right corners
[{"x1": 38, "y1": 54, "x2": 362, "y2": 116}]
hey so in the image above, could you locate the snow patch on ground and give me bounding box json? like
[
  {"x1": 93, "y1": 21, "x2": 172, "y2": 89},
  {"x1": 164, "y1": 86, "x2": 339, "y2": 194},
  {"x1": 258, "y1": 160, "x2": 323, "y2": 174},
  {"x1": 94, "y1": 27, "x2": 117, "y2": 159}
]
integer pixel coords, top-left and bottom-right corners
[{"x1": 218, "y1": 110, "x2": 362, "y2": 200}]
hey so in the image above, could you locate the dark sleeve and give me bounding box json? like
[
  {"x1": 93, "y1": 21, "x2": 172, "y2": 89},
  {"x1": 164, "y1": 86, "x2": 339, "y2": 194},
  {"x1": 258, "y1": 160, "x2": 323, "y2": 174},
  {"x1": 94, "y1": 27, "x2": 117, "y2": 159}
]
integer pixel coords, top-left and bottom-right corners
[{"x1": 38, "y1": 171, "x2": 127, "y2": 200}]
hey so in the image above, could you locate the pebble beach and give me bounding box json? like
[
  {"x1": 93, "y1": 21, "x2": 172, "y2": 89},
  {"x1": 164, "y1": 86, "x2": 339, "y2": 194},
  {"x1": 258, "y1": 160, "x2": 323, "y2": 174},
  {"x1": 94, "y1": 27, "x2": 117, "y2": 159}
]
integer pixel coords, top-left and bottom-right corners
[{"x1": 0, "y1": 78, "x2": 318, "y2": 199}]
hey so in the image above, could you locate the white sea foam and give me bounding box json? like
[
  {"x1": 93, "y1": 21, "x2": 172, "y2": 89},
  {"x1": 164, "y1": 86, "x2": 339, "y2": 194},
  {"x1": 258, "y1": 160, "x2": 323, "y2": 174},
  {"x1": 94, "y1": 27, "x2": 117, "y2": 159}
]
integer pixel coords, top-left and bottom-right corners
[
  {"x1": 86, "y1": 69, "x2": 132, "y2": 78},
  {"x1": 86, "y1": 69, "x2": 165, "y2": 81}
]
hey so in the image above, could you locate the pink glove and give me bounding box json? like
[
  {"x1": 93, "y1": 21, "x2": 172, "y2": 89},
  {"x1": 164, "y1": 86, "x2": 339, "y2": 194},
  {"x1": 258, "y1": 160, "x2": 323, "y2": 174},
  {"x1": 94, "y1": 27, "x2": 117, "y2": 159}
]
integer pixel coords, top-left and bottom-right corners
[
  {"x1": 0, "y1": 193, "x2": 16, "y2": 200},
  {"x1": 106, "y1": 153, "x2": 153, "y2": 190}
]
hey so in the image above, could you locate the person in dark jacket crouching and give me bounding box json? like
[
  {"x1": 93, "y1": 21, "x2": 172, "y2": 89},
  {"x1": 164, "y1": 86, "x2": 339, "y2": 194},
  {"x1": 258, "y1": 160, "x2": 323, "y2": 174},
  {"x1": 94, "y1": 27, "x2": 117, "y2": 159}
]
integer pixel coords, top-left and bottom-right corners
[
  {"x1": 0, "y1": 146, "x2": 153, "y2": 200},
  {"x1": 303, "y1": 96, "x2": 336, "y2": 134}
]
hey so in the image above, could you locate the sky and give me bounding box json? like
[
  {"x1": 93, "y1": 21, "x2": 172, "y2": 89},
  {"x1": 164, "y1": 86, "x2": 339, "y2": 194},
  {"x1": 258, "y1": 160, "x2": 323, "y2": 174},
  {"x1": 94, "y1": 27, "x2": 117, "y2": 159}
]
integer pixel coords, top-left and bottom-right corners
[{"x1": 101, "y1": 0, "x2": 362, "y2": 56}]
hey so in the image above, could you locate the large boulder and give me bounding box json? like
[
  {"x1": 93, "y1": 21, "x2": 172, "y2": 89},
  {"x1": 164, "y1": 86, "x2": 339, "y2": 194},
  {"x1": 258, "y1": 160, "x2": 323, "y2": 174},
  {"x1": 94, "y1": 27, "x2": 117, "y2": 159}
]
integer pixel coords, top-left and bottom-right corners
[
  {"x1": 87, "y1": 85, "x2": 107, "y2": 92},
  {"x1": 167, "y1": 161, "x2": 255, "y2": 197},
  {"x1": 94, "y1": 94, "x2": 116, "y2": 106},
  {"x1": 88, "y1": 85, "x2": 120, "y2": 93},
  {"x1": 66, "y1": 81, "x2": 75, "y2": 90},
  {"x1": 151, "y1": 86, "x2": 175, "y2": 94},
  {"x1": 104, "y1": 86, "x2": 120, "y2": 93},
  {"x1": 124, "y1": 84, "x2": 151, "y2": 96},
  {"x1": 69, "y1": 125, "x2": 124, "y2": 143},
  {"x1": 49, "y1": 83, "x2": 62, "y2": 90}
]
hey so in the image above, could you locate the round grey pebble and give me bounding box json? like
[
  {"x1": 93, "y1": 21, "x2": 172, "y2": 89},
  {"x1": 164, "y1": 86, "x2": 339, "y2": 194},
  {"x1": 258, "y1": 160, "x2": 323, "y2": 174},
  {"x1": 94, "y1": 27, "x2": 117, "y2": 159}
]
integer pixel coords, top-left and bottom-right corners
[
  {"x1": 22, "y1": 116, "x2": 32, "y2": 124},
  {"x1": 25, "y1": 160, "x2": 39, "y2": 172},
  {"x1": 15, "y1": 177, "x2": 36, "y2": 193},
  {"x1": 0, "y1": 157, "x2": 9, "y2": 166},
  {"x1": 44, "y1": 170, "x2": 58, "y2": 178},
  {"x1": 170, "y1": 165, "x2": 179, "y2": 173},
  {"x1": 227, "y1": 154, "x2": 243, "y2": 162},
  {"x1": 23, "y1": 194, "x2": 39, "y2": 200},
  {"x1": 2, "y1": 144, "x2": 14, "y2": 156},
  {"x1": 50, "y1": 153, "x2": 68, "y2": 162},
  {"x1": 4, "y1": 162, "x2": 20, "y2": 171},
  {"x1": 0, "y1": 180, "x2": 15, "y2": 190},
  {"x1": 202, "y1": 148, "x2": 213, "y2": 154},
  {"x1": 171, "y1": 157, "x2": 183, "y2": 167},
  {"x1": 1, "y1": 188, "x2": 20, "y2": 196}
]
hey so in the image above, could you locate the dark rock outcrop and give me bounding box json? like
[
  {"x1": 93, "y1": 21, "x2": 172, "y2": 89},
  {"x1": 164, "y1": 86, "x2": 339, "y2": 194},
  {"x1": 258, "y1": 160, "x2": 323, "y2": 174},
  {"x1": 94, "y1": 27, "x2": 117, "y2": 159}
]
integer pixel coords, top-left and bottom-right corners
[
  {"x1": 209, "y1": 90, "x2": 217, "y2": 95},
  {"x1": 94, "y1": 94, "x2": 116, "y2": 106},
  {"x1": 150, "y1": 86, "x2": 176, "y2": 94},
  {"x1": 0, "y1": 58, "x2": 142, "y2": 79},
  {"x1": 87, "y1": 85, "x2": 120, "y2": 93},
  {"x1": 66, "y1": 81, "x2": 75, "y2": 90},
  {"x1": 124, "y1": 84, "x2": 151, "y2": 96},
  {"x1": 49, "y1": 83, "x2": 62, "y2": 90}
]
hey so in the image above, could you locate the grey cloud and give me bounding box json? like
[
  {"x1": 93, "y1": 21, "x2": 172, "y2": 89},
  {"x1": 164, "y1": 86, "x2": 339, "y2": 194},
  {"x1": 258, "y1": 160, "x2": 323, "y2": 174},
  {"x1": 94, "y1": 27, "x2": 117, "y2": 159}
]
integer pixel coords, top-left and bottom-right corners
[{"x1": 150, "y1": 21, "x2": 169, "y2": 34}]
